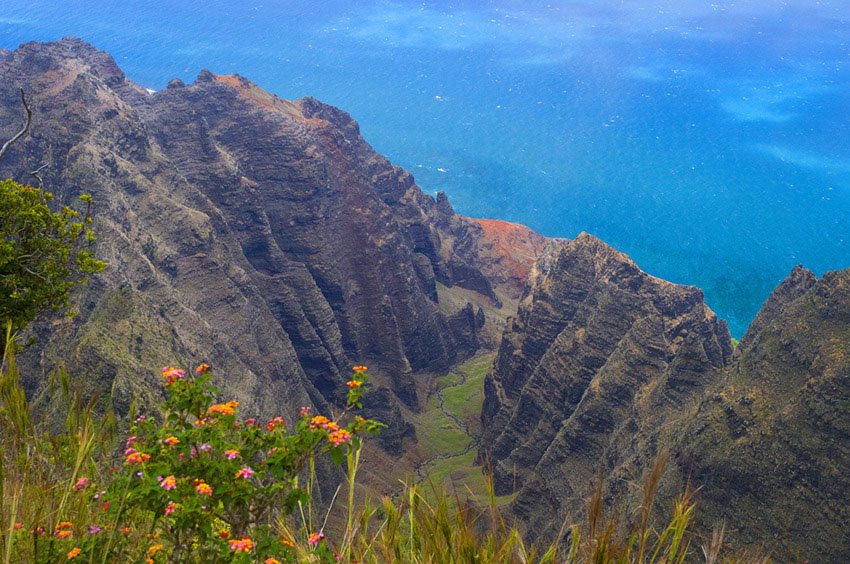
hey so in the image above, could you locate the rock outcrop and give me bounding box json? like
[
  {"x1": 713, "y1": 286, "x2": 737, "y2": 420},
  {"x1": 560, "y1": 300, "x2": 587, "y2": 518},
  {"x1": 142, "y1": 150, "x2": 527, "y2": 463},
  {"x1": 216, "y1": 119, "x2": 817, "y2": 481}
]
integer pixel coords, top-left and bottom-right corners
[
  {"x1": 480, "y1": 236, "x2": 850, "y2": 560},
  {"x1": 0, "y1": 38, "x2": 524, "y2": 452}
]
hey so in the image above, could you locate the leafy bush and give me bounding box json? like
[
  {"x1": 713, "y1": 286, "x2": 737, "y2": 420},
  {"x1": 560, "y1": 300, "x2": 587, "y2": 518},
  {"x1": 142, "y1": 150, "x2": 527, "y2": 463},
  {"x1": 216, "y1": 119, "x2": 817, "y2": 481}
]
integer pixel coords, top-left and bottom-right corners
[{"x1": 0, "y1": 179, "x2": 106, "y2": 331}]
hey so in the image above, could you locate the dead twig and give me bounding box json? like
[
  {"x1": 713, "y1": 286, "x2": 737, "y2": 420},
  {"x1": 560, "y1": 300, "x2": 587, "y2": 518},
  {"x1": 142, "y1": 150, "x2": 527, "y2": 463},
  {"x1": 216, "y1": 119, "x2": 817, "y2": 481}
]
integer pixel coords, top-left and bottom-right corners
[{"x1": 0, "y1": 88, "x2": 32, "y2": 161}]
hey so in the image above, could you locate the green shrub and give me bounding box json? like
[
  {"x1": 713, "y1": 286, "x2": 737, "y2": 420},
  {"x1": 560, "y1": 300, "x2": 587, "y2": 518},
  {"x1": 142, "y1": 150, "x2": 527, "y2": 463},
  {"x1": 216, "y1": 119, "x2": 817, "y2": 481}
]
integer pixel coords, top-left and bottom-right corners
[{"x1": 0, "y1": 180, "x2": 106, "y2": 331}]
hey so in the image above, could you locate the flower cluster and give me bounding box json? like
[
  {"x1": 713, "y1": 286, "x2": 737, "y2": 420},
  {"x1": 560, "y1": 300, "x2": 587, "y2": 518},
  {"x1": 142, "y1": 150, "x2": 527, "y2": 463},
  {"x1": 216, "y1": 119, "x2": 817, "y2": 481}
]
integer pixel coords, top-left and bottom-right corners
[
  {"x1": 16, "y1": 362, "x2": 383, "y2": 562},
  {"x1": 208, "y1": 401, "x2": 238, "y2": 416},
  {"x1": 228, "y1": 536, "x2": 254, "y2": 552},
  {"x1": 161, "y1": 366, "x2": 186, "y2": 386}
]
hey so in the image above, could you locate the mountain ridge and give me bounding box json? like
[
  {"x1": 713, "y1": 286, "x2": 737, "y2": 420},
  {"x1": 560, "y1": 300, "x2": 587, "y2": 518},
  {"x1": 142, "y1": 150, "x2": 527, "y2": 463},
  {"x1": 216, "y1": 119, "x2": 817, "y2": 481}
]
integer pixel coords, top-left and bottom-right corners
[{"x1": 0, "y1": 37, "x2": 529, "y2": 454}]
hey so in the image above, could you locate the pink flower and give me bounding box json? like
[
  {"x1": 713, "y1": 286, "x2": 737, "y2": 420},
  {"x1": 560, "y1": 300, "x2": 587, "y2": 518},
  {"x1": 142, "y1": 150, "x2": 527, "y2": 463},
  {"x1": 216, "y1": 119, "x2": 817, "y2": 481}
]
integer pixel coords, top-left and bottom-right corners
[
  {"x1": 225, "y1": 449, "x2": 240, "y2": 460},
  {"x1": 266, "y1": 417, "x2": 285, "y2": 431},
  {"x1": 164, "y1": 501, "x2": 178, "y2": 516},
  {"x1": 72, "y1": 477, "x2": 90, "y2": 492},
  {"x1": 161, "y1": 475, "x2": 176, "y2": 491},
  {"x1": 199, "y1": 443, "x2": 212, "y2": 452},
  {"x1": 235, "y1": 467, "x2": 254, "y2": 480},
  {"x1": 125, "y1": 436, "x2": 137, "y2": 448},
  {"x1": 161, "y1": 366, "x2": 186, "y2": 386},
  {"x1": 88, "y1": 525, "x2": 102, "y2": 535},
  {"x1": 307, "y1": 531, "x2": 324, "y2": 548}
]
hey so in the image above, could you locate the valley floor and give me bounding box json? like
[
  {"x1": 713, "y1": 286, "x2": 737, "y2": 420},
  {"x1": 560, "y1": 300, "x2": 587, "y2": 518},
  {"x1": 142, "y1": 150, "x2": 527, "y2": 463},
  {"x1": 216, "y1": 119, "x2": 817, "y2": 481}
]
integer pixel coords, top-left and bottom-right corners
[{"x1": 409, "y1": 353, "x2": 514, "y2": 506}]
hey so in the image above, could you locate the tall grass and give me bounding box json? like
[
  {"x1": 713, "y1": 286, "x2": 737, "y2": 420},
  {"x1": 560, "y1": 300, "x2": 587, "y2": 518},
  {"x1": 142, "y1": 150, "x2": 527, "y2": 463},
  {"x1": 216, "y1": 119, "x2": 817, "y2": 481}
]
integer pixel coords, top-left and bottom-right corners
[{"x1": 0, "y1": 323, "x2": 114, "y2": 563}]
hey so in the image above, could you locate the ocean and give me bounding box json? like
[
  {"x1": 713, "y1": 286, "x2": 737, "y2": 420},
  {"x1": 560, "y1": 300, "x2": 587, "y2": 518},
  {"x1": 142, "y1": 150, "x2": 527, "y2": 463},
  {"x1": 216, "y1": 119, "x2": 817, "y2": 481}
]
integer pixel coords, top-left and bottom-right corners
[{"x1": 2, "y1": 0, "x2": 848, "y2": 336}]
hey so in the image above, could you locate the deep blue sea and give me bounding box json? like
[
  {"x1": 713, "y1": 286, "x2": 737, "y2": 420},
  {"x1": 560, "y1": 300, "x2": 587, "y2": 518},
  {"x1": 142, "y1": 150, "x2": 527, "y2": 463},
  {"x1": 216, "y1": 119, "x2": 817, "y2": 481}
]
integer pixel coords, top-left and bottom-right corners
[{"x1": 2, "y1": 1, "x2": 849, "y2": 336}]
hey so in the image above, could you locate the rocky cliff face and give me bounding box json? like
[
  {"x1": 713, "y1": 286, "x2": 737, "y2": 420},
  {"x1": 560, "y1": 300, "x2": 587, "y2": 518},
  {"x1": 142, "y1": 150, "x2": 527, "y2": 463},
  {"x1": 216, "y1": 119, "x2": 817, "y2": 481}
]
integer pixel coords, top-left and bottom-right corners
[
  {"x1": 480, "y1": 233, "x2": 733, "y2": 527},
  {"x1": 0, "y1": 38, "x2": 512, "y2": 452},
  {"x1": 677, "y1": 266, "x2": 850, "y2": 560},
  {"x1": 480, "y1": 235, "x2": 850, "y2": 560}
]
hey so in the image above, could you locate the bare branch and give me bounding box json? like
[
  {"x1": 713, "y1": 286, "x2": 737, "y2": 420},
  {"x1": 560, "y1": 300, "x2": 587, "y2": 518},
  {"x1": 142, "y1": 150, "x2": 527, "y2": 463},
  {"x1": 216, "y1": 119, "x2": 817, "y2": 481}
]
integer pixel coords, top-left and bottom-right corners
[
  {"x1": 30, "y1": 163, "x2": 48, "y2": 191},
  {"x1": 0, "y1": 88, "x2": 33, "y2": 161}
]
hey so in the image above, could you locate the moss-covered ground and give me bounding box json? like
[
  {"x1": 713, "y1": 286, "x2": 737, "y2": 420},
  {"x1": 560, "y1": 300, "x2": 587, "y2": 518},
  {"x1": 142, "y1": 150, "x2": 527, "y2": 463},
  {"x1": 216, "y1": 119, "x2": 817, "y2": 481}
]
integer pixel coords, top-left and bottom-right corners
[{"x1": 411, "y1": 352, "x2": 514, "y2": 506}]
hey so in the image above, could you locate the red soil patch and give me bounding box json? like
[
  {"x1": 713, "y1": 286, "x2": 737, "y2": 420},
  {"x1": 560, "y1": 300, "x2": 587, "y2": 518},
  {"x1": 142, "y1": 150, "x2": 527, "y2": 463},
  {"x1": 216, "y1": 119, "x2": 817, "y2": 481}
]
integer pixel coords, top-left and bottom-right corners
[{"x1": 473, "y1": 218, "x2": 547, "y2": 295}]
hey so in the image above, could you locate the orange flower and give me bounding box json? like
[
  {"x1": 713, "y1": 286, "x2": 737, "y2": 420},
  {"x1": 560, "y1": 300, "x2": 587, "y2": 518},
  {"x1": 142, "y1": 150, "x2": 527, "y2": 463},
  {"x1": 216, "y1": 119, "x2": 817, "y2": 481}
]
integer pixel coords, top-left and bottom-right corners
[
  {"x1": 55, "y1": 522, "x2": 74, "y2": 538},
  {"x1": 228, "y1": 536, "x2": 254, "y2": 552},
  {"x1": 224, "y1": 449, "x2": 240, "y2": 460},
  {"x1": 352, "y1": 365, "x2": 368, "y2": 372},
  {"x1": 346, "y1": 380, "x2": 362, "y2": 389},
  {"x1": 266, "y1": 558, "x2": 283, "y2": 564},
  {"x1": 195, "y1": 481, "x2": 213, "y2": 496},
  {"x1": 309, "y1": 415, "x2": 330, "y2": 430},
  {"x1": 13, "y1": 522, "x2": 23, "y2": 530},
  {"x1": 208, "y1": 401, "x2": 238, "y2": 416},
  {"x1": 163, "y1": 436, "x2": 180, "y2": 446},
  {"x1": 67, "y1": 547, "x2": 81, "y2": 559},
  {"x1": 124, "y1": 449, "x2": 150, "y2": 465},
  {"x1": 329, "y1": 428, "x2": 352, "y2": 447},
  {"x1": 147, "y1": 544, "x2": 164, "y2": 555},
  {"x1": 195, "y1": 363, "x2": 210, "y2": 374}
]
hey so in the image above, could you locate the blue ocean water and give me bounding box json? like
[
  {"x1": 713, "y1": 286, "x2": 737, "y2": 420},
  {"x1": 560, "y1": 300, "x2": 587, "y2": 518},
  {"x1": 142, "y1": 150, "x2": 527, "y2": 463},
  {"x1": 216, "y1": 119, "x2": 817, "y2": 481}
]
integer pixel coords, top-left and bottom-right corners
[{"x1": 2, "y1": 1, "x2": 849, "y2": 336}]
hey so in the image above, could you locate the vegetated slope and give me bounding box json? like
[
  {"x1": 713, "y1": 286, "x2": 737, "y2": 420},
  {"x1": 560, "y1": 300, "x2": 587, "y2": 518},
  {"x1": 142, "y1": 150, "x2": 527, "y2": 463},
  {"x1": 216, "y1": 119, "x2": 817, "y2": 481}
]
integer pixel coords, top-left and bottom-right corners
[
  {"x1": 0, "y1": 38, "x2": 536, "y2": 453},
  {"x1": 480, "y1": 235, "x2": 850, "y2": 560}
]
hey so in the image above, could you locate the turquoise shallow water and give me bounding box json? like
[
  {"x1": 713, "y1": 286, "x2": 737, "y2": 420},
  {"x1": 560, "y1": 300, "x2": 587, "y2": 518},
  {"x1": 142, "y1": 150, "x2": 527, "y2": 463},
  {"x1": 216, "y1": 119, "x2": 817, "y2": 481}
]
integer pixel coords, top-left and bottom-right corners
[{"x1": 2, "y1": 1, "x2": 849, "y2": 336}]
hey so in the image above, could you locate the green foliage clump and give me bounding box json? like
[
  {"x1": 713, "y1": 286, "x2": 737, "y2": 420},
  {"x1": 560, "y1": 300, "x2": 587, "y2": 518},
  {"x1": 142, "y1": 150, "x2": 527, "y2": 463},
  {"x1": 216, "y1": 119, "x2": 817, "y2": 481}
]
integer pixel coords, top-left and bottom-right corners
[{"x1": 0, "y1": 179, "x2": 106, "y2": 331}]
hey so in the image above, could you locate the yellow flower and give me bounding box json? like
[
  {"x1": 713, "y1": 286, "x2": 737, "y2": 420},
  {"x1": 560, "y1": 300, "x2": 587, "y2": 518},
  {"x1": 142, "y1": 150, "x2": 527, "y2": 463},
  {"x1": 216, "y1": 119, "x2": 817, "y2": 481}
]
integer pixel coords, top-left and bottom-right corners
[
  {"x1": 195, "y1": 481, "x2": 213, "y2": 496},
  {"x1": 309, "y1": 415, "x2": 330, "y2": 430},
  {"x1": 147, "y1": 544, "x2": 164, "y2": 555}
]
